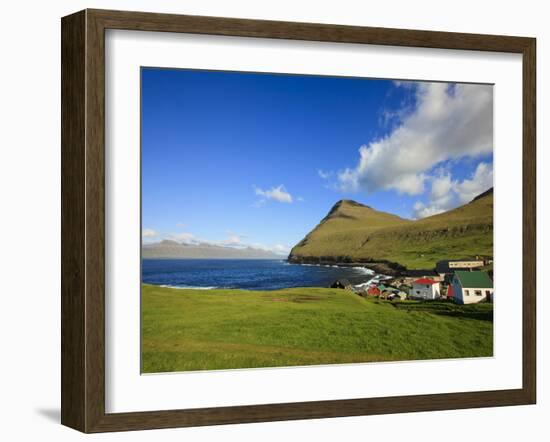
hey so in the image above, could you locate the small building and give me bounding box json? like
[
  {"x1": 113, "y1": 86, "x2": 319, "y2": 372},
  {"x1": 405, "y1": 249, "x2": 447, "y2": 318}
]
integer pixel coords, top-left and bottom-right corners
[
  {"x1": 379, "y1": 287, "x2": 395, "y2": 300},
  {"x1": 451, "y1": 271, "x2": 494, "y2": 304},
  {"x1": 409, "y1": 278, "x2": 441, "y2": 300},
  {"x1": 330, "y1": 279, "x2": 353, "y2": 290},
  {"x1": 388, "y1": 290, "x2": 407, "y2": 301},
  {"x1": 436, "y1": 259, "x2": 485, "y2": 278},
  {"x1": 384, "y1": 278, "x2": 400, "y2": 287},
  {"x1": 367, "y1": 285, "x2": 381, "y2": 297}
]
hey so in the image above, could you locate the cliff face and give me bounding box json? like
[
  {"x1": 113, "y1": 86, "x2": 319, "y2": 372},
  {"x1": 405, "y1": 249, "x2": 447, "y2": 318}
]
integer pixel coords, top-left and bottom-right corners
[{"x1": 289, "y1": 189, "x2": 493, "y2": 270}]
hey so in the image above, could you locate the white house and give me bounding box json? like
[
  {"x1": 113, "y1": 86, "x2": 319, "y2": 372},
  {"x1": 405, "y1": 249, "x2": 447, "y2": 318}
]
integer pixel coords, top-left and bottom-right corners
[
  {"x1": 409, "y1": 278, "x2": 440, "y2": 300},
  {"x1": 451, "y1": 270, "x2": 494, "y2": 304}
]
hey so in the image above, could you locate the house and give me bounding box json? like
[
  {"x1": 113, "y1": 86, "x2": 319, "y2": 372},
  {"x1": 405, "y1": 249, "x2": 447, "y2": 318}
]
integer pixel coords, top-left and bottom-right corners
[
  {"x1": 330, "y1": 279, "x2": 353, "y2": 290},
  {"x1": 409, "y1": 278, "x2": 441, "y2": 300},
  {"x1": 451, "y1": 271, "x2": 493, "y2": 304},
  {"x1": 366, "y1": 285, "x2": 381, "y2": 297},
  {"x1": 436, "y1": 259, "x2": 485, "y2": 278}
]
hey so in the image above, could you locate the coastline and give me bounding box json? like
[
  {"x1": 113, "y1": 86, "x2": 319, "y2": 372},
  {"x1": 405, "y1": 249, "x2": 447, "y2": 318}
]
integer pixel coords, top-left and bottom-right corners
[
  {"x1": 287, "y1": 255, "x2": 405, "y2": 276},
  {"x1": 142, "y1": 258, "x2": 382, "y2": 291}
]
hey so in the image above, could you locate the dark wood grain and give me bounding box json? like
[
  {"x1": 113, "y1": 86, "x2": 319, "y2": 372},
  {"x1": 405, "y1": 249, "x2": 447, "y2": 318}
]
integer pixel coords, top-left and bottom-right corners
[
  {"x1": 522, "y1": 38, "x2": 537, "y2": 403},
  {"x1": 90, "y1": 8, "x2": 532, "y2": 53},
  {"x1": 85, "y1": 9, "x2": 108, "y2": 432},
  {"x1": 61, "y1": 9, "x2": 537, "y2": 433},
  {"x1": 61, "y1": 10, "x2": 86, "y2": 431}
]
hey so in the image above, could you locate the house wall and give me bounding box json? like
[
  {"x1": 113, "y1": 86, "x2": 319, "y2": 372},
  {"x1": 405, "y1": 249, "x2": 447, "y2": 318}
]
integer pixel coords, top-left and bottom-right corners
[
  {"x1": 452, "y1": 279, "x2": 494, "y2": 304},
  {"x1": 409, "y1": 283, "x2": 440, "y2": 300},
  {"x1": 460, "y1": 287, "x2": 494, "y2": 304},
  {"x1": 451, "y1": 278, "x2": 463, "y2": 303},
  {"x1": 449, "y1": 260, "x2": 484, "y2": 269}
]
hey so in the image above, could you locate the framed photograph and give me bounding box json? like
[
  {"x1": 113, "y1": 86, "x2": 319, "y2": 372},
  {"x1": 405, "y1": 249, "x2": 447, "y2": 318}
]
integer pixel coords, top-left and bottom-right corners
[{"x1": 61, "y1": 9, "x2": 536, "y2": 433}]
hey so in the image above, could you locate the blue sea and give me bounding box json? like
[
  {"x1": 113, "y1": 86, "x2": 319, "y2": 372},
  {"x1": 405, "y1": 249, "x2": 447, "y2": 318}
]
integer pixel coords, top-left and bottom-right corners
[{"x1": 142, "y1": 259, "x2": 377, "y2": 291}]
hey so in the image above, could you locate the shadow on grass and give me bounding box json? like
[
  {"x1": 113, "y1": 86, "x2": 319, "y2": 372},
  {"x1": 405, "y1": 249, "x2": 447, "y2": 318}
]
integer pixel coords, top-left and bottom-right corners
[
  {"x1": 391, "y1": 301, "x2": 493, "y2": 322},
  {"x1": 434, "y1": 310, "x2": 493, "y2": 321}
]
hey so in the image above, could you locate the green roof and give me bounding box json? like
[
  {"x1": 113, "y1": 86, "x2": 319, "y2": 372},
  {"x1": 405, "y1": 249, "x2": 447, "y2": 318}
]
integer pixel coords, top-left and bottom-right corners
[{"x1": 455, "y1": 271, "x2": 493, "y2": 289}]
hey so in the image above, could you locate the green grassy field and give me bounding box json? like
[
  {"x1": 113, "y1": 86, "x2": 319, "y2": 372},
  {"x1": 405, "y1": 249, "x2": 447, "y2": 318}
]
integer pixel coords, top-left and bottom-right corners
[{"x1": 142, "y1": 284, "x2": 493, "y2": 373}]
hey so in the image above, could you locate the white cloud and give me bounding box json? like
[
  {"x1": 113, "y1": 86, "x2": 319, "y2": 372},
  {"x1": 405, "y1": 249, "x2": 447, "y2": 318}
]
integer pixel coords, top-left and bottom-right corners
[
  {"x1": 251, "y1": 242, "x2": 290, "y2": 255},
  {"x1": 220, "y1": 231, "x2": 247, "y2": 246},
  {"x1": 426, "y1": 172, "x2": 455, "y2": 211},
  {"x1": 337, "y1": 82, "x2": 493, "y2": 196},
  {"x1": 412, "y1": 162, "x2": 493, "y2": 219},
  {"x1": 318, "y1": 169, "x2": 333, "y2": 179},
  {"x1": 272, "y1": 244, "x2": 290, "y2": 254},
  {"x1": 142, "y1": 228, "x2": 158, "y2": 238},
  {"x1": 454, "y1": 162, "x2": 494, "y2": 204},
  {"x1": 168, "y1": 232, "x2": 197, "y2": 244},
  {"x1": 431, "y1": 172, "x2": 453, "y2": 200},
  {"x1": 412, "y1": 201, "x2": 444, "y2": 219},
  {"x1": 392, "y1": 80, "x2": 416, "y2": 89},
  {"x1": 254, "y1": 185, "x2": 293, "y2": 204},
  {"x1": 223, "y1": 235, "x2": 242, "y2": 245},
  {"x1": 159, "y1": 229, "x2": 290, "y2": 255}
]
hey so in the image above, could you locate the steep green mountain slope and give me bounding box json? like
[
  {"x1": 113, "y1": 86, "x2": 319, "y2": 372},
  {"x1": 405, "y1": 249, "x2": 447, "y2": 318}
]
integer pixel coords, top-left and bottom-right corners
[{"x1": 289, "y1": 189, "x2": 493, "y2": 269}]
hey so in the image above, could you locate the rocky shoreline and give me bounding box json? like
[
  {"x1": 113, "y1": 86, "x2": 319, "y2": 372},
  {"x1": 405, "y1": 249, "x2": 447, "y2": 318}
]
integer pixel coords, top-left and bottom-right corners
[{"x1": 287, "y1": 255, "x2": 406, "y2": 276}]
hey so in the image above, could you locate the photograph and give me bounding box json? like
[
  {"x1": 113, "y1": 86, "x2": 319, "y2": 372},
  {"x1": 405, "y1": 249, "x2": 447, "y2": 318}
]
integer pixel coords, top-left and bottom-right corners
[{"x1": 140, "y1": 68, "x2": 494, "y2": 374}]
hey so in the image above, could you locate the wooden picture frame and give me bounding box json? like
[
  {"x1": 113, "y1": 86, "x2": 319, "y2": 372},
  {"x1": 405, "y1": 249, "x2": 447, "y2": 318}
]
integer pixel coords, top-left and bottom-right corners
[{"x1": 61, "y1": 8, "x2": 536, "y2": 433}]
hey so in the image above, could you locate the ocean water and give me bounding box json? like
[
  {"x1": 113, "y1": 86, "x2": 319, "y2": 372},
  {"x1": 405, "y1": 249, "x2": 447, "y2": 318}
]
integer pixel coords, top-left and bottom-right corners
[{"x1": 142, "y1": 259, "x2": 377, "y2": 291}]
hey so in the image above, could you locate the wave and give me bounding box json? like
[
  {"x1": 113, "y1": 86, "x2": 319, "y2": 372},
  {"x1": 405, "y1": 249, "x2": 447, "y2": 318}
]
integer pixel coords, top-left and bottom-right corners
[
  {"x1": 354, "y1": 278, "x2": 377, "y2": 288},
  {"x1": 353, "y1": 267, "x2": 375, "y2": 275},
  {"x1": 295, "y1": 262, "x2": 376, "y2": 274},
  {"x1": 159, "y1": 284, "x2": 219, "y2": 290}
]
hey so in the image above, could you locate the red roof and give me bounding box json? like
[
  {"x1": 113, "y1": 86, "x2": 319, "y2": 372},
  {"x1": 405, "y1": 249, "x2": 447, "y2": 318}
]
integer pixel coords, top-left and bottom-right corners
[
  {"x1": 413, "y1": 278, "x2": 439, "y2": 285},
  {"x1": 367, "y1": 286, "x2": 381, "y2": 295}
]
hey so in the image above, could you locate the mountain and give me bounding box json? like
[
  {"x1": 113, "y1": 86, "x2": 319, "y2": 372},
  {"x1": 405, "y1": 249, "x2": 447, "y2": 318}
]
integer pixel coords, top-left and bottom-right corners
[
  {"x1": 143, "y1": 240, "x2": 282, "y2": 259},
  {"x1": 288, "y1": 189, "x2": 493, "y2": 270}
]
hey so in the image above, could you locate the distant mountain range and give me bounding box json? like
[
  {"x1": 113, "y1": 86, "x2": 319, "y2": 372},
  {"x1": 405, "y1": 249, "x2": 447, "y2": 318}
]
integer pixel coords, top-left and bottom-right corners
[
  {"x1": 142, "y1": 239, "x2": 282, "y2": 259},
  {"x1": 289, "y1": 188, "x2": 493, "y2": 270}
]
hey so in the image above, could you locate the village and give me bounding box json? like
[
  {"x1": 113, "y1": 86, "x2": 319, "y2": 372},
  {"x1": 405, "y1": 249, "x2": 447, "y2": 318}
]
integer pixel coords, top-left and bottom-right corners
[{"x1": 331, "y1": 257, "x2": 494, "y2": 305}]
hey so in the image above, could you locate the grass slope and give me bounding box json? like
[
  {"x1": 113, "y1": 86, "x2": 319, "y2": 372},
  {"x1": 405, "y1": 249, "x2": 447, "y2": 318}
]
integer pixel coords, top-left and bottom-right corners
[
  {"x1": 142, "y1": 284, "x2": 493, "y2": 373},
  {"x1": 289, "y1": 189, "x2": 493, "y2": 269}
]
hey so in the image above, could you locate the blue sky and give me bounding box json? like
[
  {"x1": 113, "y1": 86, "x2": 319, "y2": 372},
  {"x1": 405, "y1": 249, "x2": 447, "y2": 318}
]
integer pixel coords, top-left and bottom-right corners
[{"x1": 142, "y1": 68, "x2": 493, "y2": 254}]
